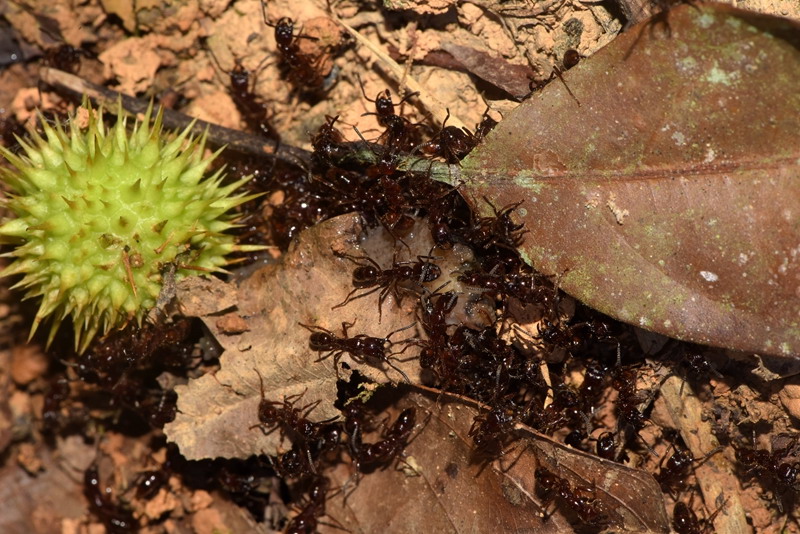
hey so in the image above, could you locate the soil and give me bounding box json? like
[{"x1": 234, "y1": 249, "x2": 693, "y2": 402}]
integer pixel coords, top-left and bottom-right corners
[{"x1": 0, "y1": 0, "x2": 799, "y2": 533}]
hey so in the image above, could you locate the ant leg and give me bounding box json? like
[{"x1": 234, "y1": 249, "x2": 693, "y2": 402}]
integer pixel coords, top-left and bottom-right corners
[
  {"x1": 385, "y1": 359, "x2": 411, "y2": 383},
  {"x1": 332, "y1": 285, "x2": 383, "y2": 310},
  {"x1": 341, "y1": 321, "x2": 356, "y2": 337},
  {"x1": 313, "y1": 349, "x2": 335, "y2": 364}
]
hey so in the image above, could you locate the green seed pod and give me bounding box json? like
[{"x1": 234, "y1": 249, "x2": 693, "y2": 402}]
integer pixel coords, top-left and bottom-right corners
[{"x1": 0, "y1": 100, "x2": 263, "y2": 353}]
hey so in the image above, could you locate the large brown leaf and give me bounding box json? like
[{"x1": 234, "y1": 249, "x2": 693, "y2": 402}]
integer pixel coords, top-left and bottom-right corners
[
  {"x1": 324, "y1": 387, "x2": 669, "y2": 533},
  {"x1": 450, "y1": 3, "x2": 800, "y2": 356}
]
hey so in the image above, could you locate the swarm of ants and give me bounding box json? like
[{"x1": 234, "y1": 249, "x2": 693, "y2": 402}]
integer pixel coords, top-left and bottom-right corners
[{"x1": 3, "y1": 5, "x2": 800, "y2": 534}]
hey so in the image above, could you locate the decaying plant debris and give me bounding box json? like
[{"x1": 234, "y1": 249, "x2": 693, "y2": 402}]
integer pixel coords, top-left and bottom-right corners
[{"x1": 1, "y1": 0, "x2": 800, "y2": 533}]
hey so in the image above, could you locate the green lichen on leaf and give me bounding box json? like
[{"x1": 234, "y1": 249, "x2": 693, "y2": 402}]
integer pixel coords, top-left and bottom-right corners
[{"x1": 0, "y1": 101, "x2": 262, "y2": 352}]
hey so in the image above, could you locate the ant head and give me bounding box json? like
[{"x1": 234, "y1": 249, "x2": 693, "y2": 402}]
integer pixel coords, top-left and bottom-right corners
[
  {"x1": 563, "y1": 49, "x2": 581, "y2": 70},
  {"x1": 374, "y1": 90, "x2": 394, "y2": 115},
  {"x1": 415, "y1": 262, "x2": 441, "y2": 283},
  {"x1": 274, "y1": 17, "x2": 295, "y2": 41}
]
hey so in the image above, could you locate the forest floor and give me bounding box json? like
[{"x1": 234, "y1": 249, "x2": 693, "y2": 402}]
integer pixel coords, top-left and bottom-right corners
[{"x1": 1, "y1": 0, "x2": 800, "y2": 533}]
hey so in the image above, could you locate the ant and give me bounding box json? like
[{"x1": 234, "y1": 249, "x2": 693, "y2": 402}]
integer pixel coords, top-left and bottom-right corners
[
  {"x1": 285, "y1": 476, "x2": 348, "y2": 534},
  {"x1": 146, "y1": 388, "x2": 178, "y2": 428},
  {"x1": 535, "y1": 466, "x2": 610, "y2": 529},
  {"x1": 43, "y1": 43, "x2": 92, "y2": 74},
  {"x1": 461, "y1": 327, "x2": 524, "y2": 403},
  {"x1": 358, "y1": 79, "x2": 421, "y2": 150},
  {"x1": 299, "y1": 321, "x2": 415, "y2": 382},
  {"x1": 733, "y1": 433, "x2": 799, "y2": 510},
  {"x1": 42, "y1": 376, "x2": 72, "y2": 430},
  {"x1": 311, "y1": 115, "x2": 347, "y2": 166},
  {"x1": 133, "y1": 450, "x2": 178, "y2": 501},
  {"x1": 656, "y1": 443, "x2": 721, "y2": 495},
  {"x1": 360, "y1": 86, "x2": 416, "y2": 128},
  {"x1": 270, "y1": 442, "x2": 317, "y2": 478},
  {"x1": 469, "y1": 402, "x2": 524, "y2": 456},
  {"x1": 349, "y1": 407, "x2": 417, "y2": 471},
  {"x1": 577, "y1": 359, "x2": 609, "y2": 408},
  {"x1": 84, "y1": 463, "x2": 137, "y2": 533},
  {"x1": 525, "y1": 384, "x2": 589, "y2": 437},
  {"x1": 266, "y1": 15, "x2": 329, "y2": 91},
  {"x1": 214, "y1": 458, "x2": 275, "y2": 520},
  {"x1": 671, "y1": 345, "x2": 723, "y2": 395},
  {"x1": 316, "y1": 144, "x2": 415, "y2": 240},
  {"x1": 562, "y1": 49, "x2": 582, "y2": 70},
  {"x1": 539, "y1": 315, "x2": 618, "y2": 353},
  {"x1": 672, "y1": 498, "x2": 726, "y2": 534},
  {"x1": 208, "y1": 49, "x2": 280, "y2": 142},
  {"x1": 537, "y1": 318, "x2": 586, "y2": 351},
  {"x1": 416, "y1": 291, "x2": 467, "y2": 388},
  {"x1": 461, "y1": 198, "x2": 528, "y2": 253},
  {"x1": 332, "y1": 251, "x2": 441, "y2": 319},
  {"x1": 611, "y1": 366, "x2": 658, "y2": 452},
  {"x1": 459, "y1": 268, "x2": 554, "y2": 309},
  {"x1": 593, "y1": 431, "x2": 629, "y2": 463},
  {"x1": 249, "y1": 368, "x2": 336, "y2": 444},
  {"x1": 421, "y1": 110, "x2": 479, "y2": 164},
  {"x1": 405, "y1": 177, "x2": 464, "y2": 249},
  {"x1": 0, "y1": 114, "x2": 26, "y2": 151}
]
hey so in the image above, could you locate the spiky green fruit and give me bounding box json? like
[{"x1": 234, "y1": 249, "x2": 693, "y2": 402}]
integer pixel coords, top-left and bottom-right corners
[{"x1": 0, "y1": 101, "x2": 262, "y2": 353}]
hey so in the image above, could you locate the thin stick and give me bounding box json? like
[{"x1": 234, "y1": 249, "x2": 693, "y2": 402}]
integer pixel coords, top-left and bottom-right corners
[{"x1": 38, "y1": 67, "x2": 313, "y2": 167}]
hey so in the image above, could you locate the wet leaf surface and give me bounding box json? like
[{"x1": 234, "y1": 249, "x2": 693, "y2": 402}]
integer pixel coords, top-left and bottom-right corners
[
  {"x1": 455, "y1": 3, "x2": 800, "y2": 356},
  {"x1": 324, "y1": 387, "x2": 669, "y2": 534}
]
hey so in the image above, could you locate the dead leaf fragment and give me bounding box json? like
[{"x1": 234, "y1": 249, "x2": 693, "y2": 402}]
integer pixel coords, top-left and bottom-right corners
[{"x1": 440, "y1": 42, "x2": 535, "y2": 100}]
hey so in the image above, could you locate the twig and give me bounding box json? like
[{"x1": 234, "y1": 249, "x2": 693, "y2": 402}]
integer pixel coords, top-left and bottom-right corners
[
  {"x1": 39, "y1": 67, "x2": 463, "y2": 187},
  {"x1": 38, "y1": 67, "x2": 313, "y2": 168},
  {"x1": 660, "y1": 376, "x2": 751, "y2": 534}
]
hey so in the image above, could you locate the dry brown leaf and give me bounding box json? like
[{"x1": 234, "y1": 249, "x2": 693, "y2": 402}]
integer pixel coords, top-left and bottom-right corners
[
  {"x1": 440, "y1": 42, "x2": 535, "y2": 100},
  {"x1": 323, "y1": 387, "x2": 669, "y2": 533},
  {"x1": 165, "y1": 214, "x2": 478, "y2": 460}
]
